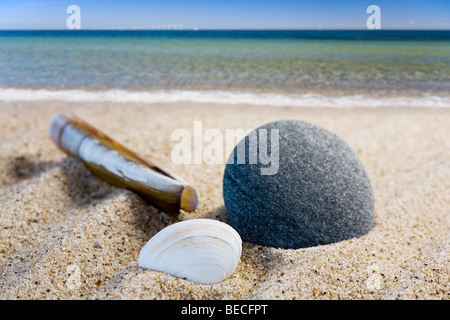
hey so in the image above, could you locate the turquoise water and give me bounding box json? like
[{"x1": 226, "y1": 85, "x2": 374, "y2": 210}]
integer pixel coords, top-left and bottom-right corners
[{"x1": 0, "y1": 30, "x2": 449, "y2": 95}]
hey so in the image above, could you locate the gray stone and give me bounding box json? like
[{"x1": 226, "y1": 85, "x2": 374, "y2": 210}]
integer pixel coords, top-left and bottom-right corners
[{"x1": 223, "y1": 120, "x2": 374, "y2": 249}]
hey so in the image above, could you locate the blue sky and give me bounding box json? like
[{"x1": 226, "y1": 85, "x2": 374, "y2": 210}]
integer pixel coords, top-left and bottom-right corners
[{"x1": 0, "y1": 0, "x2": 449, "y2": 30}]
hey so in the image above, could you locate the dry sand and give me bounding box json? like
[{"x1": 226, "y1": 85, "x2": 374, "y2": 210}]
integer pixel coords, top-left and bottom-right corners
[{"x1": 0, "y1": 100, "x2": 449, "y2": 300}]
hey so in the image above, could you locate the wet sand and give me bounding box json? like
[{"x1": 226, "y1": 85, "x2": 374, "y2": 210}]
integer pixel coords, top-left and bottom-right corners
[{"x1": 0, "y1": 100, "x2": 449, "y2": 299}]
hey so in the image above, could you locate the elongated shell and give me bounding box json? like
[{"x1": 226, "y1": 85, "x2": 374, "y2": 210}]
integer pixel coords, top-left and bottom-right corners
[
  {"x1": 49, "y1": 114, "x2": 198, "y2": 213},
  {"x1": 139, "y1": 219, "x2": 242, "y2": 285}
]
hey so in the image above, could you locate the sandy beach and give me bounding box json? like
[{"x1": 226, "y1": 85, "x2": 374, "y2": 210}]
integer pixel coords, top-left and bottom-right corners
[{"x1": 0, "y1": 100, "x2": 449, "y2": 300}]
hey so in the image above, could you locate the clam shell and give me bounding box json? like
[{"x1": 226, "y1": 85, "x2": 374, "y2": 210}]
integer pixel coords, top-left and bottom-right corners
[
  {"x1": 139, "y1": 219, "x2": 242, "y2": 285},
  {"x1": 49, "y1": 114, "x2": 198, "y2": 213}
]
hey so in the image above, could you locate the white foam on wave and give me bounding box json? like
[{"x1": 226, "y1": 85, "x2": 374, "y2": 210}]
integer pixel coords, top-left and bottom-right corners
[{"x1": 0, "y1": 88, "x2": 449, "y2": 108}]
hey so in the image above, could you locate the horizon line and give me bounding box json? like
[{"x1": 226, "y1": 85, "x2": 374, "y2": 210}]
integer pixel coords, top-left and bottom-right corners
[{"x1": 1, "y1": 28, "x2": 450, "y2": 31}]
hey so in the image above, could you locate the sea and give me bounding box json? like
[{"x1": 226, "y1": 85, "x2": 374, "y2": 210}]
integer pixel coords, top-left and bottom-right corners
[{"x1": 0, "y1": 30, "x2": 449, "y2": 108}]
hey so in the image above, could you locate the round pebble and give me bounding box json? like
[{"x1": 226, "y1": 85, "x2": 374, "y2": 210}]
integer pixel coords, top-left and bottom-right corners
[{"x1": 223, "y1": 120, "x2": 374, "y2": 249}]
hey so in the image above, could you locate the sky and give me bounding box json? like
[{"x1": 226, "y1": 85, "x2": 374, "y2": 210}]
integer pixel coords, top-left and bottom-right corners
[{"x1": 0, "y1": 0, "x2": 449, "y2": 30}]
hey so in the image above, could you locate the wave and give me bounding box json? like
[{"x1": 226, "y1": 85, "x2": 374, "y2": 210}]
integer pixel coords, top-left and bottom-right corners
[{"x1": 0, "y1": 88, "x2": 449, "y2": 108}]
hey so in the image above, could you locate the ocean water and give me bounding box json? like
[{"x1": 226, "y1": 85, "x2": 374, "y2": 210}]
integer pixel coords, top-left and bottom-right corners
[{"x1": 1, "y1": 30, "x2": 449, "y2": 107}]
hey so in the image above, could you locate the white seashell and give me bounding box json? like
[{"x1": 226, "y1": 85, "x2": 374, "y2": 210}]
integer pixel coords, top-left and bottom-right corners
[{"x1": 139, "y1": 219, "x2": 242, "y2": 285}]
